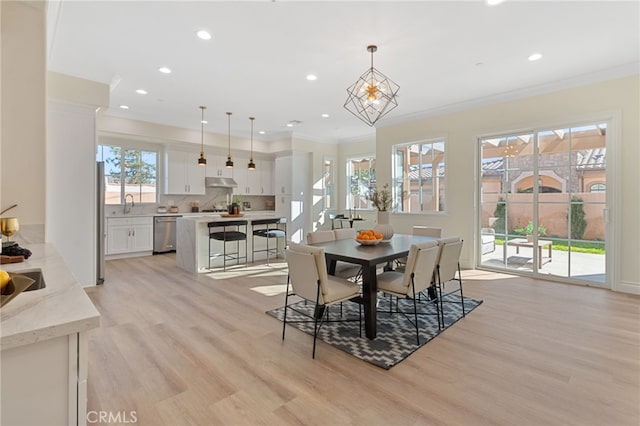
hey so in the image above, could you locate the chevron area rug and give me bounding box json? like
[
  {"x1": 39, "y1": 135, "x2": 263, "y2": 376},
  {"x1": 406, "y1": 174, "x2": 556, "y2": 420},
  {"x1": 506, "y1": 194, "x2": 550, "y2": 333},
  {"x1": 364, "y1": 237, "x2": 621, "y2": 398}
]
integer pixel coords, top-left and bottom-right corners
[{"x1": 267, "y1": 294, "x2": 482, "y2": 369}]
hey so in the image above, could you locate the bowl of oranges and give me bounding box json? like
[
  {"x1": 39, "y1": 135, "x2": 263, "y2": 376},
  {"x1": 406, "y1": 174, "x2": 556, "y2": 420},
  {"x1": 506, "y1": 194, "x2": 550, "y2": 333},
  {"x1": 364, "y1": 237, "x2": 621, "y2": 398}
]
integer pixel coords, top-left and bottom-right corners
[{"x1": 355, "y1": 229, "x2": 384, "y2": 245}]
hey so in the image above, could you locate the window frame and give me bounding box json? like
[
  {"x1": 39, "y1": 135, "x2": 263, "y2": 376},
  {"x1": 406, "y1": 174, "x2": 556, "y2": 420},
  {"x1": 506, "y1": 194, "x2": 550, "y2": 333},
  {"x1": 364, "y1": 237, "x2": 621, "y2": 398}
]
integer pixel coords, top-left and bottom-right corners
[
  {"x1": 345, "y1": 155, "x2": 376, "y2": 211},
  {"x1": 392, "y1": 137, "x2": 447, "y2": 214},
  {"x1": 97, "y1": 143, "x2": 159, "y2": 205}
]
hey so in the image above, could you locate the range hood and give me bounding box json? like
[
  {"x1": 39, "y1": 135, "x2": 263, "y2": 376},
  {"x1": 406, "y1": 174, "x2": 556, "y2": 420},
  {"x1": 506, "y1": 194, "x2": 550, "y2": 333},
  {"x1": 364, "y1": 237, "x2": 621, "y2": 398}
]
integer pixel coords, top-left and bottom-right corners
[{"x1": 205, "y1": 176, "x2": 237, "y2": 188}]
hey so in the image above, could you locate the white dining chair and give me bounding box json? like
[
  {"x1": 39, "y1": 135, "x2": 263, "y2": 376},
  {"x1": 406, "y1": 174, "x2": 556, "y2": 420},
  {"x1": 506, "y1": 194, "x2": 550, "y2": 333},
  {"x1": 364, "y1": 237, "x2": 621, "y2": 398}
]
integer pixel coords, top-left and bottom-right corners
[
  {"x1": 376, "y1": 240, "x2": 441, "y2": 344},
  {"x1": 434, "y1": 237, "x2": 465, "y2": 324},
  {"x1": 413, "y1": 226, "x2": 442, "y2": 237},
  {"x1": 306, "y1": 230, "x2": 336, "y2": 244},
  {"x1": 307, "y1": 230, "x2": 360, "y2": 282},
  {"x1": 282, "y1": 243, "x2": 361, "y2": 358}
]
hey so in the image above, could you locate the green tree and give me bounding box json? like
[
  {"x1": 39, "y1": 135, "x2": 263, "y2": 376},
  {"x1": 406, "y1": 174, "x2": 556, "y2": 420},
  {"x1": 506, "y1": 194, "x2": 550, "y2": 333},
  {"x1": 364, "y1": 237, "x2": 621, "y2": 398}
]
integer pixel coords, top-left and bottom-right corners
[
  {"x1": 105, "y1": 147, "x2": 156, "y2": 184},
  {"x1": 493, "y1": 197, "x2": 506, "y2": 234},
  {"x1": 569, "y1": 196, "x2": 587, "y2": 240}
]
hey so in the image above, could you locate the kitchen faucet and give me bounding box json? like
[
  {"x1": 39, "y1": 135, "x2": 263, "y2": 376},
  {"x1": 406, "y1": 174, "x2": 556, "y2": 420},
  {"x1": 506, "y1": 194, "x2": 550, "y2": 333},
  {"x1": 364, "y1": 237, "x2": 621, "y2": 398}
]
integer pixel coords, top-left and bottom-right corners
[{"x1": 124, "y1": 193, "x2": 135, "y2": 214}]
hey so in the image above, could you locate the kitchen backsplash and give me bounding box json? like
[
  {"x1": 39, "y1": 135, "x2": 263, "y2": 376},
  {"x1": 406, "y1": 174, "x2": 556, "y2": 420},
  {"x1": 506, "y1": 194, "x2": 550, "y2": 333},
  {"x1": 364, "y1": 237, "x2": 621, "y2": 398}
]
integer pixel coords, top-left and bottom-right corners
[{"x1": 105, "y1": 187, "x2": 276, "y2": 216}]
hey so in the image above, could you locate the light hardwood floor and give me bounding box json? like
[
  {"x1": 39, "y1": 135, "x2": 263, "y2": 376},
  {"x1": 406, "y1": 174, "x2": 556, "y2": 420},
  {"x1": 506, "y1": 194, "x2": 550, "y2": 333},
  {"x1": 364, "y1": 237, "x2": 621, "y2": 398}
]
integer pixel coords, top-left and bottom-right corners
[{"x1": 85, "y1": 254, "x2": 640, "y2": 426}]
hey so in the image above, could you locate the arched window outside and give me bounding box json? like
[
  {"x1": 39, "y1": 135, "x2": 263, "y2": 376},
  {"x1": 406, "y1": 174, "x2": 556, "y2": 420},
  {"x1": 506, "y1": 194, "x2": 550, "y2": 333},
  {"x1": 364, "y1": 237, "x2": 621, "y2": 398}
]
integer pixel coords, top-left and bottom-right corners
[{"x1": 590, "y1": 183, "x2": 606, "y2": 193}]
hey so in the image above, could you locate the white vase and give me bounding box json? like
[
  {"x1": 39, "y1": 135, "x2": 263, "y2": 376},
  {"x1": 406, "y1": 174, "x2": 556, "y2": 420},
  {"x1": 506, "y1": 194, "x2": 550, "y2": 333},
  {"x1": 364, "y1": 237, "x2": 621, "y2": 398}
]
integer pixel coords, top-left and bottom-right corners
[{"x1": 374, "y1": 210, "x2": 394, "y2": 240}]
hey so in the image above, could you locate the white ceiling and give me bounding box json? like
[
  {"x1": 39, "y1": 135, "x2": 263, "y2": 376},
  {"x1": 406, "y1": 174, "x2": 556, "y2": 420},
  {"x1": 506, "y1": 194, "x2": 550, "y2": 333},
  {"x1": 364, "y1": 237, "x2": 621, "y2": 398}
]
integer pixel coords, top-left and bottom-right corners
[{"x1": 47, "y1": 1, "x2": 639, "y2": 143}]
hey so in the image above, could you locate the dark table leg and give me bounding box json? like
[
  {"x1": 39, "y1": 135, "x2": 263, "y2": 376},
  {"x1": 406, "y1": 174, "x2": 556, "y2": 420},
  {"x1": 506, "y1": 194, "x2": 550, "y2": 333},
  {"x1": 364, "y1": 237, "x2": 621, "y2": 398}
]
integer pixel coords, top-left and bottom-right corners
[{"x1": 361, "y1": 264, "x2": 378, "y2": 339}]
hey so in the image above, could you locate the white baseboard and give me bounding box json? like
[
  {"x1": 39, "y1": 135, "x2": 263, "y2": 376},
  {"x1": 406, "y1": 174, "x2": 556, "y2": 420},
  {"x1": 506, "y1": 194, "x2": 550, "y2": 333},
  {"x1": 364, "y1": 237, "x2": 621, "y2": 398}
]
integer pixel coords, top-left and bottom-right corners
[{"x1": 616, "y1": 280, "x2": 640, "y2": 295}]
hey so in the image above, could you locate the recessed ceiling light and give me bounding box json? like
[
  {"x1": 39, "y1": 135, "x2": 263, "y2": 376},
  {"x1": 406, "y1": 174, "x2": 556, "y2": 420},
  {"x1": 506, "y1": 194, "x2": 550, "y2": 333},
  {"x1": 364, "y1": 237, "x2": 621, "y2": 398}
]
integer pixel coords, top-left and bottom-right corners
[
  {"x1": 306, "y1": 74, "x2": 318, "y2": 81},
  {"x1": 259, "y1": 131, "x2": 265, "y2": 135},
  {"x1": 528, "y1": 53, "x2": 543, "y2": 61},
  {"x1": 119, "y1": 105, "x2": 129, "y2": 109},
  {"x1": 158, "y1": 66, "x2": 172, "y2": 74},
  {"x1": 201, "y1": 120, "x2": 208, "y2": 124},
  {"x1": 286, "y1": 123, "x2": 293, "y2": 127},
  {"x1": 321, "y1": 114, "x2": 329, "y2": 118},
  {"x1": 196, "y1": 30, "x2": 212, "y2": 40},
  {"x1": 135, "y1": 89, "x2": 148, "y2": 95},
  {"x1": 486, "y1": 0, "x2": 505, "y2": 5}
]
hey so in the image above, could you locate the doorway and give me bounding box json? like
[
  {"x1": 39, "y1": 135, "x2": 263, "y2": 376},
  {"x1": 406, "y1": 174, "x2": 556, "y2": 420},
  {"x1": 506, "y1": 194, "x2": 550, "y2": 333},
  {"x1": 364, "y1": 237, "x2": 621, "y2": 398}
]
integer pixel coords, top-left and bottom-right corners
[{"x1": 478, "y1": 122, "x2": 608, "y2": 286}]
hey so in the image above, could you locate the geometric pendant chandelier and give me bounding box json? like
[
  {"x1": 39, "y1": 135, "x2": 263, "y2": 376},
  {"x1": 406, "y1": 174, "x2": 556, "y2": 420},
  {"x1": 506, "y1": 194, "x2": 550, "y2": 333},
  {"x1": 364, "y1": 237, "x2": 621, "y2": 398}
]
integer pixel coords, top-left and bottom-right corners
[{"x1": 344, "y1": 45, "x2": 400, "y2": 127}]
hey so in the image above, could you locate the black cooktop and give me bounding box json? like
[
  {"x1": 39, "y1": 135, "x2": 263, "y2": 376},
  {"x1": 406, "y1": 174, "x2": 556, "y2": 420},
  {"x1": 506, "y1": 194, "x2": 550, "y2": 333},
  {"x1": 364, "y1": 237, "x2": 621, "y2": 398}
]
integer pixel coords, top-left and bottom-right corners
[{"x1": 201, "y1": 209, "x2": 227, "y2": 212}]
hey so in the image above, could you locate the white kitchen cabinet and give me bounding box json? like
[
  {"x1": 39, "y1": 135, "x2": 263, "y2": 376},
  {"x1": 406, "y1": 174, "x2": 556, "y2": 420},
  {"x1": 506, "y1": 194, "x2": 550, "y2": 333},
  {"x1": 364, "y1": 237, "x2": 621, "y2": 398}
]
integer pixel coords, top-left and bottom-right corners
[
  {"x1": 1, "y1": 333, "x2": 89, "y2": 426},
  {"x1": 261, "y1": 159, "x2": 274, "y2": 195},
  {"x1": 234, "y1": 156, "x2": 272, "y2": 195},
  {"x1": 106, "y1": 217, "x2": 153, "y2": 255},
  {"x1": 165, "y1": 150, "x2": 206, "y2": 194},
  {"x1": 275, "y1": 155, "x2": 292, "y2": 194},
  {"x1": 205, "y1": 152, "x2": 234, "y2": 178}
]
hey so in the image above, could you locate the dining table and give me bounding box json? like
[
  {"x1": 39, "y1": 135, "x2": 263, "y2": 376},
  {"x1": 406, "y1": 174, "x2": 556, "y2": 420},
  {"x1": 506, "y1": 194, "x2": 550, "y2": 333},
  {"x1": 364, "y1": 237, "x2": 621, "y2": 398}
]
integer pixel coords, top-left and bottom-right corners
[{"x1": 309, "y1": 233, "x2": 437, "y2": 339}]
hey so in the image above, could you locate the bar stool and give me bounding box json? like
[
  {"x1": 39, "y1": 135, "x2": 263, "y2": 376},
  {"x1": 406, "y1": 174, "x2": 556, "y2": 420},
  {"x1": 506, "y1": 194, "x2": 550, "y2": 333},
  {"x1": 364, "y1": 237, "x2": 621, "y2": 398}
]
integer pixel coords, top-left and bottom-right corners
[
  {"x1": 208, "y1": 220, "x2": 248, "y2": 270},
  {"x1": 251, "y1": 217, "x2": 287, "y2": 264}
]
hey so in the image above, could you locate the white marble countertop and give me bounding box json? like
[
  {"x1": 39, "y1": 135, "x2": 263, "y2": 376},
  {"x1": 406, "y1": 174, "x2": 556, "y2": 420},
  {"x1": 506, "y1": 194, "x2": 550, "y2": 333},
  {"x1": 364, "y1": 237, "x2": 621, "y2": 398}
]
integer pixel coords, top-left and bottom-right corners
[
  {"x1": 1, "y1": 244, "x2": 101, "y2": 351},
  {"x1": 178, "y1": 212, "x2": 279, "y2": 223},
  {"x1": 107, "y1": 210, "x2": 276, "y2": 219}
]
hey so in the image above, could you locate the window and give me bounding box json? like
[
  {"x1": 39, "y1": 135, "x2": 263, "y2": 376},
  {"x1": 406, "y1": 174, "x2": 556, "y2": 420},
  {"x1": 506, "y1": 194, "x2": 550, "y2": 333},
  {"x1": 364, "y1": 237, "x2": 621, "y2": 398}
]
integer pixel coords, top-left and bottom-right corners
[
  {"x1": 323, "y1": 158, "x2": 335, "y2": 210},
  {"x1": 589, "y1": 183, "x2": 606, "y2": 192},
  {"x1": 392, "y1": 139, "x2": 446, "y2": 212},
  {"x1": 346, "y1": 156, "x2": 376, "y2": 209},
  {"x1": 97, "y1": 145, "x2": 158, "y2": 205}
]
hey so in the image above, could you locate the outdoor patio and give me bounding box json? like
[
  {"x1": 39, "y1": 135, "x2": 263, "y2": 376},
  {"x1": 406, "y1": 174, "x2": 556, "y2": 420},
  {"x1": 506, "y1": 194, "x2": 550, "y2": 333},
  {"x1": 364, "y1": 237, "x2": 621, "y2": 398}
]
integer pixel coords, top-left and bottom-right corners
[{"x1": 480, "y1": 243, "x2": 605, "y2": 284}]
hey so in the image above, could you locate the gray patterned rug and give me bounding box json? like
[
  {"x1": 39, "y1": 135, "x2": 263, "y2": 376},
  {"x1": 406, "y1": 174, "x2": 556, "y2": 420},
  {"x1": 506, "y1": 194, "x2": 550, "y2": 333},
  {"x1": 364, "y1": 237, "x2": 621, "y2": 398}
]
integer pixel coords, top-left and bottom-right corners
[{"x1": 267, "y1": 294, "x2": 482, "y2": 369}]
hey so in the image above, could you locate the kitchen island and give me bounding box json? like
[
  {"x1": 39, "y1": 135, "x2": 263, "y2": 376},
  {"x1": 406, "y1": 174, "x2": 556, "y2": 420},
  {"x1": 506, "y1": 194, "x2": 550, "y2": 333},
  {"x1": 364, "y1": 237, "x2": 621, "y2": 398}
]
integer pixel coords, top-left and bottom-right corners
[
  {"x1": 1, "y1": 243, "x2": 100, "y2": 426},
  {"x1": 176, "y1": 212, "x2": 285, "y2": 273}
]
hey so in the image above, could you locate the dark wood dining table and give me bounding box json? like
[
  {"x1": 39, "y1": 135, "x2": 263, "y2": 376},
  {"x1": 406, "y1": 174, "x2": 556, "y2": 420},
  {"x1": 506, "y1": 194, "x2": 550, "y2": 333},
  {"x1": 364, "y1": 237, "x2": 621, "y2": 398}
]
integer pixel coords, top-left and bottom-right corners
[{"x1": 309, "y1": 233, "x2": 437, "y2": 339}]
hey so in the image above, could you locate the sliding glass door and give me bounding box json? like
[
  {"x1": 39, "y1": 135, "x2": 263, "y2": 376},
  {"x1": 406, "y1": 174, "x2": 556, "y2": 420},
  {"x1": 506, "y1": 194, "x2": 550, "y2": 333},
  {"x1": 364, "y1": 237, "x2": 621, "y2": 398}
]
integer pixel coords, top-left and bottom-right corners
[{"x1": 478, "y1": 122, "x2": 607, "y2": 286}]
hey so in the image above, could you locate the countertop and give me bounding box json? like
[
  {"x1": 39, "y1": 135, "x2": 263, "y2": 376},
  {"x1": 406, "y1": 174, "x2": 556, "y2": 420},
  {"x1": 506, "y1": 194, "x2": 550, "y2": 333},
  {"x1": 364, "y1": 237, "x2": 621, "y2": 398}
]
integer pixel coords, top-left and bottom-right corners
[
  {"x1": 0, "y1": 244, "x2": 101, "y2": 351},
  {"x1": 107, "y1": 210, "x2": 276, "y2": 219}
]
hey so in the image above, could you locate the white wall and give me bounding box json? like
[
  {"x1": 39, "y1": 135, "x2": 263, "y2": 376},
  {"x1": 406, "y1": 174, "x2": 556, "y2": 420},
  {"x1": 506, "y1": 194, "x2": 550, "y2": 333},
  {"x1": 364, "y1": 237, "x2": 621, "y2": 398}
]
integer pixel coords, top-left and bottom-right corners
[
  {"x1": 0, "y1": 1, "x2": 46, "y2": 232},
  {"x1": 376, "y1": 75, "x2": 640, "y2": 294}
]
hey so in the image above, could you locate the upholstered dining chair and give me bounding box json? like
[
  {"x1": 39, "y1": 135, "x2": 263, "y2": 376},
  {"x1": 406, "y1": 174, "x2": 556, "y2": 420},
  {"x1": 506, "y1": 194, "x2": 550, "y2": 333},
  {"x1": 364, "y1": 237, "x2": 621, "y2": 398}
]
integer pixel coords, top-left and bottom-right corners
[
  {"x1": 307, "y1": 229, "x2": 360, "y2": 282},
  {"x1": 306, "y1": 230, "x2": 335, "y2": 244},
  {"x1": 395, "y1": 226, "x2": 442, "y2": 271},
  {"x1": 333, "y1": 228, "x2": 357, "y2": 240},
  {"x1": 282, "y1": 243, "x2": 361, "y2": 358},
  {"x1": 412, "y1": 226, "x2": 442, "y2": 237},
  {"x1": 376, "y1": 240, "x2": 441, "y2": 345},
  {"x1": 434, "y1": 237, "x2": 465, "y2": 325}
]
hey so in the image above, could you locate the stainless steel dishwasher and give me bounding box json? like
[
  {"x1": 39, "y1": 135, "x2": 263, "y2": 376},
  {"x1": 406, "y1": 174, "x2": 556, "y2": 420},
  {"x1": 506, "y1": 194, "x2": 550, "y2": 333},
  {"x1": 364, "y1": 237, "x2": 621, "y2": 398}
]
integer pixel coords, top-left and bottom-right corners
[{"x1": 154, "y1": 216, "x2": 181, "y2": 253}]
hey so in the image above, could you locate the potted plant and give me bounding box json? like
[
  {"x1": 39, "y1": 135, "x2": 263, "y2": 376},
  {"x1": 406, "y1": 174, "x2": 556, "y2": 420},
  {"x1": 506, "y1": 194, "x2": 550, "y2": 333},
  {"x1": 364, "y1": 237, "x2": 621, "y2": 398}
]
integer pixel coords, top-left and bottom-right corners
[{"x1": 366, "y1": 183, "x2": 394, "y2": 240}]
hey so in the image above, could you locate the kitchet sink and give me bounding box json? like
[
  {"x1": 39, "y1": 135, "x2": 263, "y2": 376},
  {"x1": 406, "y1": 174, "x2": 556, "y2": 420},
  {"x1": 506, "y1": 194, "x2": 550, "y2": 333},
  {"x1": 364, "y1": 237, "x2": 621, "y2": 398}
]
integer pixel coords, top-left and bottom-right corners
[{"x1": 13, "y1": 268, "x2": 46, "y2": 291}]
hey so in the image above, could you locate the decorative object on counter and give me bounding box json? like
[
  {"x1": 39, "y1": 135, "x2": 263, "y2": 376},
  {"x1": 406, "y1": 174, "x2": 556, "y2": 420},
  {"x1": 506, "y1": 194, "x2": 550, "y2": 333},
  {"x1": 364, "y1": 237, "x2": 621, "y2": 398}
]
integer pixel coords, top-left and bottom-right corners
[
  {"x1": 0, "y1": 203, "x2": 18, "y2": 216},
  {"x1": 191, "y1": 201, "x2": 200, "y2": 213},
  {"x1": 198, "y1": 105, "x2": 207, "y2": 166},
  {"x1": 156, "y1": 206, "x2": 168, "y2": 213},
  {"x1": 2, "y1": 243, "x2": 32, "y2": 259},
  {"x1": 228, "y1": 202, "x2": 240, "y2": 216},
  {"x1": 169, "y1": 205, "x2": 179, "y2": 213},
  {"x1": 1, "y1": 217, "x2": 20, "y2": 243},
  {"x1": 225, "y1": 112, "x2": 234, "y2": 168},
  {"x1": 248, "y1": 116, "x2": 256, "y2": 170},
  {"x1": 344, "y1": 45, "x2": 400, "y2": 127}
]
